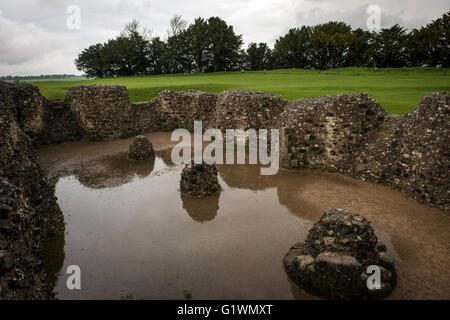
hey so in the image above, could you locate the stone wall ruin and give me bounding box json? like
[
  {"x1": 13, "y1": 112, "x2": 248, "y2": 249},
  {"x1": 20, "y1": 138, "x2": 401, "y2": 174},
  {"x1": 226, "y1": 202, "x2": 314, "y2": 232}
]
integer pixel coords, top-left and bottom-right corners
[
  {"x1": 279, "y1": 92, "x2": 449, "y2": 209},
  {"x1": 0, "y1": 81, "x2": 447, "y2": 210}
]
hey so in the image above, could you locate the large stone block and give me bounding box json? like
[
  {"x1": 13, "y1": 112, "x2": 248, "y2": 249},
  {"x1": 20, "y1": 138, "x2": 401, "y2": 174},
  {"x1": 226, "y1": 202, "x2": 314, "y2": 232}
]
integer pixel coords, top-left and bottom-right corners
[{"x1": 283, "y1": 209, "x2": 396, "y2": 300}]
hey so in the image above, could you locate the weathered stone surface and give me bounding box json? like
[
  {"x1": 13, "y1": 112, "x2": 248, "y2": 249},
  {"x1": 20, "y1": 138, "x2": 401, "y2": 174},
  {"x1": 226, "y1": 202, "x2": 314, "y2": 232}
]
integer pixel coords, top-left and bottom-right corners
[
  {"x1": 216, "y1": 90, "x2": 288, "y2": 131},
  {"x1": 40, "y1": 99, "x2": 82, "y2": 144},
  {"x1": 279, "y1": 92, "x2": 449, "y2": 209},
  {"x1": 279, "y1": 93, "x2": 386, "y2": 170},
  {"x1": 128, "y1": 136, "x2": 155, "y2": 160},
  {"x1": 354, "y1": 92, "x2": 449, "y2": 209},
  {"x1": 0, "y1": 82, "x2": 64, "y2": 299},
  {"x1": 65, "y1": 85, "x2": 133, "y2": 141},
  {"x1": 0, "y1": 82, "x2": 47, "y2": 142},
  {"x1": 0, "y1": 82, "x2": 82, "y2": 146},
  {"x1": 156, "y1": 90, "x2": 218, "y2": 131},
  {"x1": 283, "y1": 209, "x2": 396, "y2": 300},
  {"x1": 131, "y1": 99, "x2": 165, "y2": 133},
  {"x1": 180, "y1": 160, "x2": 221, "y2": 197}
]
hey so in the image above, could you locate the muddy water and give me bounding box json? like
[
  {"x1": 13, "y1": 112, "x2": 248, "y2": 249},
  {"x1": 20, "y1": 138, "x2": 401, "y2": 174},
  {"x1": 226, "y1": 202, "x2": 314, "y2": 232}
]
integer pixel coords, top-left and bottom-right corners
[{"x1": 37, "y1": 132, "x2": 450, "y2": 300}]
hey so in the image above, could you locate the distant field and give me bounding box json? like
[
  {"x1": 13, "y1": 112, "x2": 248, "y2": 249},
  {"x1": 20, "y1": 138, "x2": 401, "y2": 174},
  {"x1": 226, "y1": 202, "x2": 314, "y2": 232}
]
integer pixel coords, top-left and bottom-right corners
[{"x1": 29, "y1": 67, "x2": 449, "y2": 114}]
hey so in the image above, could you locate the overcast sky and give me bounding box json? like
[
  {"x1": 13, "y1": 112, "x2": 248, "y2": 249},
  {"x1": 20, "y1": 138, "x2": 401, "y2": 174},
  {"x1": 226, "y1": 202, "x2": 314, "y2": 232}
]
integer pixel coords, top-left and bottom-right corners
[{"x1": 0, "y1": 0, "x2": 448, "y2": 76}]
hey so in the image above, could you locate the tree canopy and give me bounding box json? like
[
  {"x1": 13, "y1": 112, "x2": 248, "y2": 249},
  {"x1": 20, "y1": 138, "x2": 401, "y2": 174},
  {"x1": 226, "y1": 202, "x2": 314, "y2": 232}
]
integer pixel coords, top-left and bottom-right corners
[{"x1": 75, "y1": 11, "x2": 450, "y2": 78}]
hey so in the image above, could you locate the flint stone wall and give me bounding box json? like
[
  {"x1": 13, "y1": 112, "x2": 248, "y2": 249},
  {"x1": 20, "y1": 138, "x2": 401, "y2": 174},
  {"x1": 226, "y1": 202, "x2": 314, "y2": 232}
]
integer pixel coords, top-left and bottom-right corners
[
  {"x1": 279, "y1": 93, "x2": 387, "y2": 170},
  {"x1": 216, "y1": 90, "x2": 287, "y2": 131},
  {"x1": 0, "y1": 82, "x2": 47, "y2": 143},
  {"x1": 64, "y1": 85, "x2": 133, "y2": 141},
  {"x1": 156, "y1": 90, "x2": 218, "y2": 131},
  {"x1": 0, "y1": 82, "x2": 64, "y2": 299},
  {"x1": 279, "y1": 92, "x2": 449, "y2": 209},
  {"x1": 131, "y1": 100, "x2": 164, "y2": 133},
  {"x1": 354, "y1": 93, "x2": 449, "y2": 209},
  {"x1": 1, "y1": 81, "x2": 447, "y2": 208}
]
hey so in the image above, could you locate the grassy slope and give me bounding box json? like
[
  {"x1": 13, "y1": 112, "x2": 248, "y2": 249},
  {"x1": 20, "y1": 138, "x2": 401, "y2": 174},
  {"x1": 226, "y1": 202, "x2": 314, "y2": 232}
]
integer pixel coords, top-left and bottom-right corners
[{"x1": 29, "y1": 67, "x2": 450, "y2": 114}]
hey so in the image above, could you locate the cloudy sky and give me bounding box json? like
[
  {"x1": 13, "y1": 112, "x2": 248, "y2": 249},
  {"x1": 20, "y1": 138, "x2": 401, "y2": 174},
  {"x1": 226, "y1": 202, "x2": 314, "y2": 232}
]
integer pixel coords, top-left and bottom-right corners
[{"x1": 0, "y1": 0, "x2": 448, "y2": 76}]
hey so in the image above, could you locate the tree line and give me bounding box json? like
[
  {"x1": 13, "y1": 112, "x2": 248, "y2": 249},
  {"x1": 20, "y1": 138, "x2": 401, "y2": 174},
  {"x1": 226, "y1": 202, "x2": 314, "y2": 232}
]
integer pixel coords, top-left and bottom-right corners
[{"x1": 75, "y1": 12, "x2": 449, "y2": 78}]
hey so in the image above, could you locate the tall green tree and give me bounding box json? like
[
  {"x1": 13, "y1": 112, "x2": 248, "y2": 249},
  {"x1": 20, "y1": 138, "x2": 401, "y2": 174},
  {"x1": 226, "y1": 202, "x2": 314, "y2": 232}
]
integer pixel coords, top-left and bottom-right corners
[
  {"x1": 406, "y1": 11, "x2": 449, "y2": 67},
  {"x1": 346, "y1": 28, "x2": 372, "y2": 67},
  {"x1": 273, "y1": 27, "x2": 311, "y2": 69},
  {"x1": 186, "y1": 18, "x2": 210, "y2": 73},
  {"x1": 245, "y1": 42, "x2": 272, "y2": 70},
  {"x1": 310, "y1": 22, "x2": 352, "y2": 69},
  {"x1": 206, "y1": 17, "x2": 243, "y2": 72},
  {"x1": 119, "y1": 20, "x2": 151, "y2": 75},
  {"x1": 75, "y1": 43, "x2": 109, "y2": 78},
  {"x1": 372, "y1": 24, "x2": 408, "y2": 68},
  {"x1": 147, "y1": 37, "x2": 167, "y2": 75},
  {"x1": 165, "y1": 30, "x2": 194, "y2": 74}
]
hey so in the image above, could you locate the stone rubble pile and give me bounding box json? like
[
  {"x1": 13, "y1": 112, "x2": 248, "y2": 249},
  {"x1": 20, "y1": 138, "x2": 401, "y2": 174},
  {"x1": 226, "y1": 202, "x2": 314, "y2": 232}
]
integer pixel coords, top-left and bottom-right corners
[
  {"x1": 180, "y1": 160, "x2": 221, "y2": 197},
  {"x1": 128, "y1": 135, "x2": 155, "y2": 160},
  {"x1": 283, "y1": 208, "x2": 396, "y2": 300}
]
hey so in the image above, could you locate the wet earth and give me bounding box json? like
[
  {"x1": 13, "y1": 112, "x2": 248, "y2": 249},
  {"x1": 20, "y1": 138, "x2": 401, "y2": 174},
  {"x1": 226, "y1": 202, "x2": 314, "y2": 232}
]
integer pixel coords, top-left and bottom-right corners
[{"x1": 37, "y1": 132, "x2": 450, "y2": 300}]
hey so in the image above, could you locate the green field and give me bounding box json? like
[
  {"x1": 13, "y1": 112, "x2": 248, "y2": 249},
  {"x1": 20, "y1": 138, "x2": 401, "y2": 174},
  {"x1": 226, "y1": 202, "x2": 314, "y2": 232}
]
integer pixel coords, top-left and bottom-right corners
[{"x1": 30, "y1": 67, "x2": 450, "y2": 114}]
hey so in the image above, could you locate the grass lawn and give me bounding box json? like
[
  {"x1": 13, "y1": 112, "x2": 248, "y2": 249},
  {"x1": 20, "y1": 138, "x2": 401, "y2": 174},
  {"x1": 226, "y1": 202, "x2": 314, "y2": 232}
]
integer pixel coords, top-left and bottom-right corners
[{"x1": 29, "y1": 67, "x2": 450, "y2": 114}]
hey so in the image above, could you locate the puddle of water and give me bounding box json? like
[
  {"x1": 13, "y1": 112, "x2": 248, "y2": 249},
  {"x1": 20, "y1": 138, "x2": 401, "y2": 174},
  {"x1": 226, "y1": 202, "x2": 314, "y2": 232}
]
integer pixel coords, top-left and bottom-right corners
[{"x1": 38, "y1": 132, "x2": 450, "y2": 300}]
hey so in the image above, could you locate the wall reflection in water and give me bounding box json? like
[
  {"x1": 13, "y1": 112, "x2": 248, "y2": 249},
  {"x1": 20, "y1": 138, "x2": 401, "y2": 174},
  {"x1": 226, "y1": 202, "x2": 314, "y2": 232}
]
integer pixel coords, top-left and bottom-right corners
[
  {"x1": 42, "y1": 233, "x2": 65, "y2": 291},
  {"x1": 64, "y1": 149, "x2": 176, "y2": 189}
]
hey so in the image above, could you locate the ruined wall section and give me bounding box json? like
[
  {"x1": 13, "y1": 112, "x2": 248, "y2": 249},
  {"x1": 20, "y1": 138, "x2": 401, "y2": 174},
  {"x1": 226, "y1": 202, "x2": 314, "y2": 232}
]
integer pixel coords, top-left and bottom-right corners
[
  {"x1": 155, "y1": 90, "x2": 218, "y2": 131},
  {"x1": 354, "y1": 93, "x2": 449, "y2": 209},
  {"x1": 279, "y1": 92, "x2": 449, "y2": 209},
  {"x1": 41, "y1": 99, "x2": 83, "y2": 144},
  {"x1": 1, "y1": 82, "x2": 447, "y2": 209},
  {"x1": 216, "y1": 90, "x2": 288, "y2": 131},
  {"x1": 279, "y1": 93, "x2": 386, "y2": 170},
  {"x1": 131, "y1": 99, "x2": 164, "y2": 133},
  {"x1": 0, "y1": 82, "x2": 47, "y2": 143},
  {"x1": 0, "y1": 82, "x2": 64, "y2": 299},
  {"x1": 64, "y1": 85, "x2": 133, "y2": 141}
]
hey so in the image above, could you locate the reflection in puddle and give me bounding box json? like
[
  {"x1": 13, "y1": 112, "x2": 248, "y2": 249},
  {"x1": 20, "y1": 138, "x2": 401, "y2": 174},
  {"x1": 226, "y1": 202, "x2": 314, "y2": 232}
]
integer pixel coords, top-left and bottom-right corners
[
  {"x1": 39, "y1": 140, "x2": 450, "y2": 300},
  {"x1": 42, "y1": 233, "x2": 65, "y2": 289},
  {"x1": 75, "y1": 152, "x2": 156, "y2": 189},
  {"x1": 181, "y1": 193, "x2": 220, "y2": 223}
]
